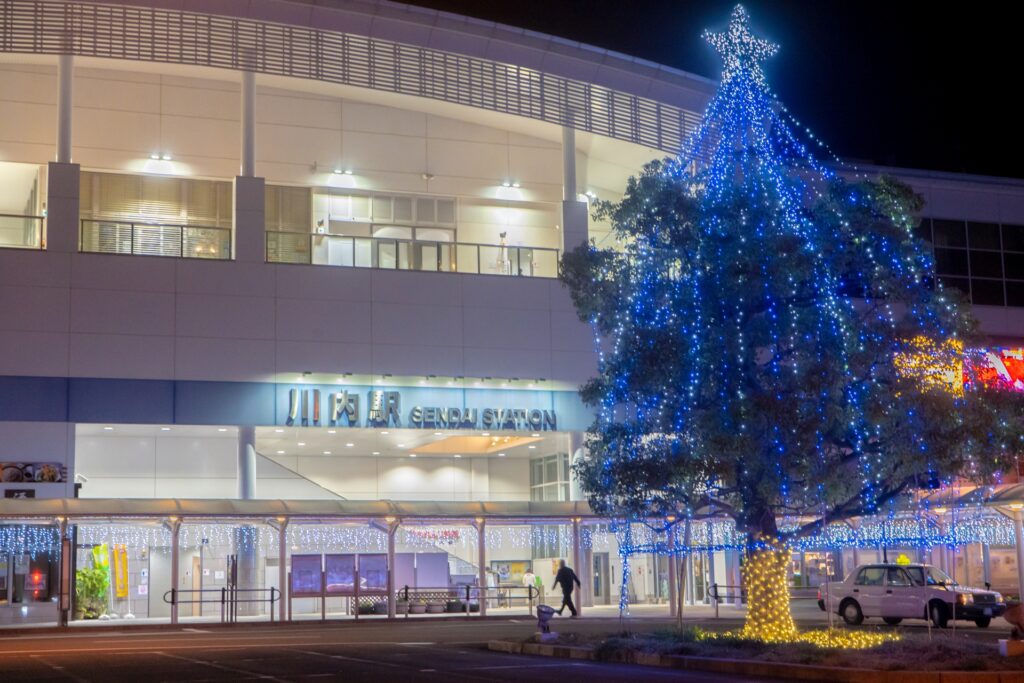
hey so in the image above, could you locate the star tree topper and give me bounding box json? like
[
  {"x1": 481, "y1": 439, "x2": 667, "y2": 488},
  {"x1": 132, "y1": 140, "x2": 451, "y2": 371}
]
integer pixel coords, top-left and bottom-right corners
[{"x1": 704, "y1": 5, "x2": 778, "y2": 86}]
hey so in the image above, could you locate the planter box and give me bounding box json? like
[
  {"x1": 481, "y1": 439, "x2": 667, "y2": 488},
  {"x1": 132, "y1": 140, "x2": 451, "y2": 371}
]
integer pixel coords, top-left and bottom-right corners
[
  {"x1": 408, "y1": 604, "x2": 427, "y2": 614},
  {"x1": 372, "y1": 602, "x2": 389, "y2": 615},
  {"x1": 426, "y1": 603, "x2": 446, "y2": 614}
]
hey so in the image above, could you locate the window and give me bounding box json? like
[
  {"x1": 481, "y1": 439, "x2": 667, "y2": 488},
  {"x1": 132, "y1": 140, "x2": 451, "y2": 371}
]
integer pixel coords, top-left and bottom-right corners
[
  {"x1": 855, "y1": 567, "x2": 885, "y2": 586},
  {"x1": 530, "y1": 452, "x2": 571, "y2": 502},
  {"x1": 922, "y1": 217, "x2": 1024, "y2": 307},
  {"x1": 886, "y1": 568, "x2": 911, "y2": 587}
]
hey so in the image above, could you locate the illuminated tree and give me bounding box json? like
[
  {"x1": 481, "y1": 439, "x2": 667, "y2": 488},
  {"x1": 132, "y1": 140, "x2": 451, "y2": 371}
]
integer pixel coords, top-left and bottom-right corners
[{"x1": 561, "y1": 5, "x2": 1022, "y2": 641}]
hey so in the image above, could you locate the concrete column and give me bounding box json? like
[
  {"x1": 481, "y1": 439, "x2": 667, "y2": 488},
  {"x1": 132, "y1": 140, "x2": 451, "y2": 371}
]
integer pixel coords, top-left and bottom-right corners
[
  {"x1": 233, "y1": 176, "x2": 265, "y2": 263},
  {"x1": 707, "y1": 549, "x2": 717, "y2": 604},
  {"x1": 571, "y1": 518, "x2": 583, "y2": 617},
  {"x1": 560, "y1": 121, "x2": 588, "y2": 252},
  {"x1": 277, "y1": 518, "x2": 288, "y2": 621},
  {"x1": 237, "y1": 425, "x2": 257, "y2": 500},
  {"x1": 169, "y1": 517, "x2": 181, "y2": 624},
  {"x1": 583, "y1": 545, "x2": 594, "y2": 608},
  {"x1": 477, "y1": 519, "x2": 487, "y2": 617},
  {"x1": 982, "y1": 543, "x2": 992, "y2": 587},
  {"x1": 568, "y1": 433, "x2": 585, "y2": 501},
  {"x1": 45, "y1": 162, "x2": 80, "y2": 253},
  {"x1": 561, "y1": 125, "x2": 576, "y2": 203},
  {"x1": 667, "y1": 525, "x2": 678, "y2": 617},
  {"x1": 1012, "y1": 509, "x2": 1024, "y2": 598},
  {"x1": 386, "y1": 520, "x2": 398, "y2": 619},
  {"x1": 57, "y1": 54, "x2": 73, "y2": 164},
  {"x1": 241, "y1": 69, "x2": 256, "y2": 178}
]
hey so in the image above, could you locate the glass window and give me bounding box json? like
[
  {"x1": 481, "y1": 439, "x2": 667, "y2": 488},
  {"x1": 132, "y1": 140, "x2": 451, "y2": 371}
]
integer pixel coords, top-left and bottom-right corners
[
  {"x1": 932, "y1": 219, "x2": 967, "y2": 248},
  {"x1": 938, "y1": 276, "x2": 970, "y2": 297},
  {"x1": 1003, "y1": 224, "x2": 1024, "y2": 252},
  {"x1": 1007, "y1": 281, "x2": 1024, "y2": 307},
  {"x1": 967, "y1": 222, "x2": 1001, "y2": 250},
  {"x1": 970, "y1": 250, "x2": 1003, "y2": 278},
  {"x1": 913, "y1": 218, "x2": 932, "y2": 243},
  {"x1": 971, "y1": 279, "x2": 1005, "y2": 306},
  {"x1": 886, "y1": 568, "x2": 912, "y2": 587},
  {"x1": 855, "y1": 567, "x2": 886, "y2": 586},
  {"x1": 1005, "y1": 253, "x2": 1024, "y2": 280},
  {"x1": 933, "y1": 248, "x2": 969, "y2": 276}
]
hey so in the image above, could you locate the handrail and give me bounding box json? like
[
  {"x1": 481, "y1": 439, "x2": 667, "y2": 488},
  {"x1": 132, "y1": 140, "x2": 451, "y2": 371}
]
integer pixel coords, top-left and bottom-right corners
[
  {"x1": 80, "y1": 218, "x2": 232, "y2": 260},
  {"x1": 0, "y1": 213, "x2": 44, "y2": 250},
  {"x1": 0, "y1": 0, "x2": 701, "y2": 154},
  {"x1": 163, "y1": 587, "x2": 279, "y2": 623},
  {"x1": 266, "y1": 231, "x2": 560, "y2": 278}
]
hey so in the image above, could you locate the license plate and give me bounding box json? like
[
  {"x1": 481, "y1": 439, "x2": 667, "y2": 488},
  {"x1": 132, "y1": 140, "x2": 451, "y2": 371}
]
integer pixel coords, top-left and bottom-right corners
[{"x1": 984, "y1": 608, "x2": 992, "y2": 616}]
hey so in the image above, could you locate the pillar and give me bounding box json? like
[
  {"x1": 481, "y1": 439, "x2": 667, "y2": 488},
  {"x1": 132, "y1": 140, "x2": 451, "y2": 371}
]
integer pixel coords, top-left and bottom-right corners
[
  {"x1": 560, "y1": 123, "x2": 588, "y2": 251},
  {"x1": 241, "y1": 69, "x2": 256, "y2": 178},
  {"x1": 57, "y1": 54, "x2": 73, "y2": 164},
  {"x1": 57, "y1": 517, "x2": 70, "y2": 627},
  {"x1": 568, "y1": 433, "x2": 585, "y2": 501},
  {"x1": 169, "y1": 517, "x2": 181, "y2": 625},
  {"x1": 667, "y1": 525, "x2": 678, "y2": 617},
  {"x1": 1012, "y1": 508, "x2": 1024, "y2": 598},
  {"x1": 572, "y1": 518, "x2": 583, "y2": 616},
  {"x1": 386, "y1": 519, "x2": 398, "y2": 619},
  {"x1": 707, "y1": 548, "x2": 717, "y2": 604},
  {"x1": 237, "y1": 425, "x2": 257, "y2": 500},
  {"x1": 982, "y1": 543, "x2": 992, "y2": 587},
  {"x1": 277, "y1": 517, "x2": 288, "y2": 622},
  {"x1": 477, "y1": 519, "x2": 487, "y2": 617}
]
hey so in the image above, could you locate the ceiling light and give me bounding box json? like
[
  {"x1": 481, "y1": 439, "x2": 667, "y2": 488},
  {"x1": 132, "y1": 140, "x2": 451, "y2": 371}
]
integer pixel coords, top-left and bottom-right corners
[
  {"x1": 532, "y1": 433, "x2": 540, "y2": 437},
  {"x1": 381, "y1": 431, "x2": 389, "y2": 435},
  {"x1": 103, "y1": 426, "x2": 114, "y2": 431},
  {"x1": 397, "y1": 443, "x2": 406, "y2": 448},
  {"x1": 298, "y1": 442, "x2": 306, "y2": 446},
  {"x1": 217, "y1": 428, "x2": 228, "y2": 432},
  {"x1": 501, "y1": 180, "x2": 511, "y2": 188},
  {"x1": 409, "y1": 453, "x2": 417, "y2": 458},
  {"x1": 528, "y1": 445, "x2": 537, "y2": 449},
  {"x1": 323, "y1": 451, "x2": 332, "y2": 455},
  {"x1": 276, "y1": 450, "x2": 285, "y2": 455},
  {"x1": 453, "y1": 454, "x2": 462, "y2": 458},
  {"x1": 434, "y1": 432, "x2": 443, "y2": 436},
  {"x1": 149, "y1": 153, "x2": 160, "y2": 160},
  {"x1": 482, "y1": 432, "x2": 490, "y2": 437},
  {"x1": 497, "y1": 453, "x2": 506, "y2": 457},
  {"x1": 372, "y1": 451, "x2": 381, "y2": 455},
  {"x1": 161, "y1": 427, "x2": 171, "y2": 431},
  {"x1": 161, "y1": 154, "x2": 172, "y2": 161},
  {"x1": 275, "y1": 429, "x2": 284, "y2": 433},
  {"x1": 346, "y1": 443, "x2": 354, "y2": 448},
  {"x1": 512, "y1": 181, "x2": 521, "y2": 188},
  {"x1": 328, "y1": 430, "x2": 337, "y2": 434}
]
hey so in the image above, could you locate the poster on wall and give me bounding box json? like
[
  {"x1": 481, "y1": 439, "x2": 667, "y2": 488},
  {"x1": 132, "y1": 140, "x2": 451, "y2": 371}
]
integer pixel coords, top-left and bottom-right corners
[
  {"x1": 1, "y1": 462, "x2": 66, "y2": 483},
  {"x1": 325, "y1": 554, "x2": 356, "y2": 595},
  {"x1": 3, "y1": 489, "x2": 35, "y2": 498},
  {"x1": 359, "y1": 554, "x2": 388, "y2": 594},
  {"x1": 112, "y1": 545, "x2": 129, "y2": 598},
  {"x1": 491, "y1": 560, "x2": 531, "y2": 586},
  {"x1": 289, "y1": 554, "x2": 323, "y2": 596}
]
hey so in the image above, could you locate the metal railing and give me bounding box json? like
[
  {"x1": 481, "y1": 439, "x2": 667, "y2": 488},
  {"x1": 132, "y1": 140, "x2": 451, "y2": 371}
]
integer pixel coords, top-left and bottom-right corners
[
  {"x1": 80, "y1": 219, "x2": 231, "y2": 259},
  {"x1": 267, "y1": 232, "x2": 559, "y2": 278},
  {"x1": 0, "y1": 213, "x2": 43, "y2": 249},
  {"x1": 163, "y1": 587, "x2": 280, "y2": 623},
  {"x1": 397, "y1": 584, "x2": 539, "y2": 617},
  {"x1": 0, "y1": 0, "x2": 700, "y2": 154}
]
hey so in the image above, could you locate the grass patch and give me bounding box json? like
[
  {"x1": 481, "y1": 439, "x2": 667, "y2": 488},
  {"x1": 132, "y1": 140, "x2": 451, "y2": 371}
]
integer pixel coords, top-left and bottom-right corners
[{"x1": 552, "y1": 627, "x2": 1024, "y2": 672}]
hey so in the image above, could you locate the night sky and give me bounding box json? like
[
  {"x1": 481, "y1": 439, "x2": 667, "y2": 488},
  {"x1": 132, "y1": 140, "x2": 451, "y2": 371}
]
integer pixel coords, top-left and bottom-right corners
[{"x1": 407, "y1": 1, "x2": 1019, "y2": 179}]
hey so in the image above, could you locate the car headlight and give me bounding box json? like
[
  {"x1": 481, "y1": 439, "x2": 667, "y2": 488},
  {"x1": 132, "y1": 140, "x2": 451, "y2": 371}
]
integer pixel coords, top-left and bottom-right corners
[
  {"x1": 957, "y1": 593, "x2": 973, "y2": 605},
  {"x1": 994, "y1": 593, "x2": 1003, "y2": 603}
]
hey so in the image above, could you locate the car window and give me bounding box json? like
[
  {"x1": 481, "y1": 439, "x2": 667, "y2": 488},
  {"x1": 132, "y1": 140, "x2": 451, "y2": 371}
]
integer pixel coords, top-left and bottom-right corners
[
  {"x1": 927, "y1": 566, "x2": 956, "y2": 586},
  {"x1": 904, "y1": 567, "x2": 925, "y2": 585},
  {"x1": 855, "y1": 567, "x2": 885, "y2": 586},
  {"x1": 886, "y1": 568, "x2": 911, "y2": 587}
]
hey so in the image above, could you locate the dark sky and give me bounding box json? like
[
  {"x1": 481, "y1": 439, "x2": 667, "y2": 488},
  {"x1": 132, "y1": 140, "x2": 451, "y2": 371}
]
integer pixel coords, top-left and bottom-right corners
[{"x1": 406, "y1": 1, "x2": 1019, "y2": 179}]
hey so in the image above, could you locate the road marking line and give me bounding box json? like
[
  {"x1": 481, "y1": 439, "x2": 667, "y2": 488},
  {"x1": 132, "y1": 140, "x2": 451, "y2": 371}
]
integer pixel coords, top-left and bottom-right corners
[
  {"x1": 30, "y1": 654, "x2": 92, "y2": 683},
  {"x1": 155, "y1": 650, "x2": 288, "y2": 682}
]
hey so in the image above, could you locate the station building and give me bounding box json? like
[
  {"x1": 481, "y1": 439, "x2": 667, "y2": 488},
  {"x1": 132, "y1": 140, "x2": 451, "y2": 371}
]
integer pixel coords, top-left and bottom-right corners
[{"x1": 1, "y1": 0, "x2": 1024, "y2": 627}]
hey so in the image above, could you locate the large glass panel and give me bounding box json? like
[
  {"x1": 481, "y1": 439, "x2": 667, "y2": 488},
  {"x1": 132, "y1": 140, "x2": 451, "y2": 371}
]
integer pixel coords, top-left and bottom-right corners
[
  {"x1": 0, "y1": 215, "x2": 42, "y2": 249},
  {"x1": 1005, "y1": 252, "x2": 1024, "y2": 280},
  {"x1": 267, "y1": 231, "x2": 311, "y2": 264},
  {"x1": 932, "y1": 219, "x2": 967, "y2": 248},
  {"x1": 968, "y1": 221, "x2": 1001, "y2": 250},
  {"x1": 938, "y1": 276, "x2": 970, "y2": 296},
  {"x1": 354, "y1": 238, "x2": 373, "y2": 267},
  {"x1": 456, "y1": 244, "x2": 480, "y2": 274},
  {"x1": 1007, "y1": 280, "x2": 1024, "y2": 307},
  {"x1": 971, "y1": 279, "x2": 1005, "y2": 306},
  {"x1": 933, "y1": 248, "x2": 969, "y2": 275},
  {"x1": 970, "y1": 250, "x2": 1003, "y2": 278},
  {"x1": 1003, "y1": 224, "x2": 1024, "y2": 252}
]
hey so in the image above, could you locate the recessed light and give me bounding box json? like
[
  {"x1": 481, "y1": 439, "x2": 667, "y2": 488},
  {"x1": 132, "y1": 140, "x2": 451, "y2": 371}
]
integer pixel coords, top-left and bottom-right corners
[
  {"x1": 161, "y1": 427, "x2": 171, "y2": 431},
  {"x1": 346, "y1": 443, "x2": 354, "y2": 448},
  {"x1": 381, "y1": 431, "x2": 389, "y2": 435},
  {"x1": 497, "y1": 453, "x2": 506, "y2": 457},
  {"x1": 275, "y1": 429, "x2": 284, "y2": 433},
  {"x1": 103, "y1": 426, "x2": 114, "y2": 431},
  {"x1": 372, "y1": 451, "x2": 381, "y2": 455},
  {"x1": 323, "y1": 451, "x2": 332, "y2": 455},
  {"x1": 482, "y1": 432, "x2": 490, "y2": 437},
  {"x1": 149, "y1": 153, "x2": 160, "y2": 160},
  {"x1": 532, "y1": 433, "x2": 540, "y2": 437},
  {"x1": 453, "y1": 454, "x2": 462, "y2": 458},
  {"x1": 161, "y1": 154, "x2": 172, "y2": 161},
  {"x1": 528, "y1": 445, "x2": 537, "y2": 449},
  {"x1": 298, "y1": 442, "x2": 306, "y2": 446},
  {"x1": 276, "y1": 450, "x2": 285, "y2": 455},
  {"x1": 409, "y1": 453, "x2": 417, "y2": 458},
  {"x1": 397, "y1": 443, "x2": 406, "y2": 448},
  {"x1": 218, "y1": 428, "x2": 228, "y2": 432},
  {"x1": 328, "y1": 430, "x2": 337, "y2": 434},
  {"x1": 434, "y1": 432, "x2": 443, "y2": 436}
]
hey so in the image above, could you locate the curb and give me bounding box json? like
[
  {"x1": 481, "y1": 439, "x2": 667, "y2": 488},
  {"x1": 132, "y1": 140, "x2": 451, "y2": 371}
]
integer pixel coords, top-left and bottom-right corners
[{"x1": 487, "y1": 640, "x2": 1023, "y2": 683}]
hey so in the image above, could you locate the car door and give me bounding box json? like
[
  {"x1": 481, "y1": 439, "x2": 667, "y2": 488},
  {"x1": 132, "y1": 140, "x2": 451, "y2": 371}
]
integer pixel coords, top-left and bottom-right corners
[
  {"x1": 882, "y1": 567, "x2": 919, "y2": 619},
  {"x1": 851, "y1": 566, "x2": 886, "y2": 616}
]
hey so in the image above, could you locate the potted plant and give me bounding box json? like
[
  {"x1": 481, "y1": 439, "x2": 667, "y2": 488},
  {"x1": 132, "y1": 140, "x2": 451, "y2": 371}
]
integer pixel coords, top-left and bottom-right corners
[
  {"x1": 426, "y1": 601, "x2": 446, "y2": 614},
  {"x1": 372, "y1": 601, "x2": 389, "y2": 615},
  {"x1": 74, "y1": 566, "x2": 109, "y2": 620},
  {"x1": 408, "y1": 599, "x2": 427, "y2": 615},
  {"x1": 396, "y1": 598, "x2": 410, "y2": 615}
]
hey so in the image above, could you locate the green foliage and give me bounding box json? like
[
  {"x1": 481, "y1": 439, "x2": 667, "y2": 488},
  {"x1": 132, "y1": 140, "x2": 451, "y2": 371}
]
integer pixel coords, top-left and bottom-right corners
[{"x1": 74, "y1": 565, "x2": 109, "y2": 619}]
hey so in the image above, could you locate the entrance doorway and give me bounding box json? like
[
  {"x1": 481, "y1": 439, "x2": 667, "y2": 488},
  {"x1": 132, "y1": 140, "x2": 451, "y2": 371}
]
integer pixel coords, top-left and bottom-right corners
[{"x1": 592, "y1": 553, "x2": 610, "y2": 605}]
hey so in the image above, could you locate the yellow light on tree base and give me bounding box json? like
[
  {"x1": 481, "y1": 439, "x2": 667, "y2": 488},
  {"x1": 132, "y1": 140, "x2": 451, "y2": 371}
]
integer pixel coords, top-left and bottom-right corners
[{"x1": 739, "y1": 541, "x2": 798, "y2": 643}]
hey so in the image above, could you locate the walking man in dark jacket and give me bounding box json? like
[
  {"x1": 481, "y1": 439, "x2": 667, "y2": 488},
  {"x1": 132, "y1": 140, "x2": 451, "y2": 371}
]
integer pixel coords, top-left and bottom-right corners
[{"x1": 552, "y1": 559, "x2": 581, "y2": 617}]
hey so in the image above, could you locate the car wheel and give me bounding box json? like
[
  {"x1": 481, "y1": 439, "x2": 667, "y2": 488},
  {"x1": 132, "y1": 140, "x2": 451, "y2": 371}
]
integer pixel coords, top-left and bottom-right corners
[
  {"x1": 929, "y1": 601, "x2": 949, "y2": 629},
  {"x1": 974, "y1": 617, "x2": 991, "y2": 628},
  {"x1": 817, "y1": 599, "x2": 825, "y2": 612},
  {"x1": 882, "y1": 617, "x2": 902, "y2": 626},
  {"x1": 841, "y1": 599, "x2": 863, "y2": 626}
]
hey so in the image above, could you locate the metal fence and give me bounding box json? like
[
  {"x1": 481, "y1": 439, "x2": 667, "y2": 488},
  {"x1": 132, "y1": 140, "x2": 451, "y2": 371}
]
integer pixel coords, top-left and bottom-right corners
[
  {"x1": 0, "y1": 213, "x2": 44, "y2": 249},
  {"x1": 267, "y1": 231, "x2": 560, "y2": 278},
  {"x1": 80, "y1": 219, "x2": 231, "y2": 259},
  {"x1": 0, "y1": 0, "x2": 700, "y2": 154},
  {"x1": 163, "y1": 587, "x2": 280, "y2": 623}
]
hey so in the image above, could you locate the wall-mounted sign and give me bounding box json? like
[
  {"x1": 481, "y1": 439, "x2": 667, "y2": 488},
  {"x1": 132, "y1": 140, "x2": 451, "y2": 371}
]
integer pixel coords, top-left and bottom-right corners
[
  {"x1": 285, "y1": 387, "x2": 556, "y2": 431},
  {"x1": 1, "y1": 462, "x2": 66, "y2": 483},
  {"x1": 3, "y1": 489, "x2": 35, "y2": 499}
]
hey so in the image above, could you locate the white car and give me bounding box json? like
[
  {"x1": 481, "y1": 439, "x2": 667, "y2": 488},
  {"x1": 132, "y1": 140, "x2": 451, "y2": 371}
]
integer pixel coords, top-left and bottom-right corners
[{"x1": 818, "y1": 563, "x2": 1006, "y2": 628}]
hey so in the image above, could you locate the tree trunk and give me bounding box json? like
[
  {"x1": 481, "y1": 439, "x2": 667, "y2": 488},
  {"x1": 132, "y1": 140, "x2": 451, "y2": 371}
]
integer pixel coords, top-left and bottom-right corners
[{"x1": 739, "y1": 513, "x2": 798, "y2": 641}]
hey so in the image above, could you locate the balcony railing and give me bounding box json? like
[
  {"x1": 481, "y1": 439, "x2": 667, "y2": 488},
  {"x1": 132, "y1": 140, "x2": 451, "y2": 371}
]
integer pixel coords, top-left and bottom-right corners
[
  {"x1": 80, "y1": 219, "x2": 231, "y2": 260},
  {"x1": 0, "y1": 213, "x2": 43, "y2": 250},
  {"x1": 266, "y1": 232, "x2": 560, "y2": 278}
]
